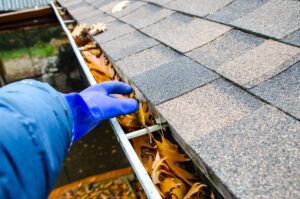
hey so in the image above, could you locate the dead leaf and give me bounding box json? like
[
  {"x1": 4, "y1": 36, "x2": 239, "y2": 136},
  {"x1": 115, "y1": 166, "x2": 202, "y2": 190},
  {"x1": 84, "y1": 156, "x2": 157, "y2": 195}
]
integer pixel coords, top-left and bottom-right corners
[
  {"x1": 151, "y1": 152, "x2": 173, "y2": 184},
  {"x1": 51, "y1": 179, "x2": 135, "y2": 199},
  {"x1": 138, "y1": 102, "x2": 146, "y2": 126},
  {"x1": 160, "y1": 177, "x2": 188, "y2": 199},
  {"x1": 82, "y1": 51, "x2": 115, "y2": 79},
  {"x1": 111, "y1": 0, "x2": 130, "y2": 13},
  {"x1": 71, "y1": 23, "x2": 86, "y2": 38},
  {"x1": 183, "y1": 183, "x2": 207, "y2": 199},
  {"x1": 160, "y1": 178, "x2": 177, "y2": 194},
  {"x1": 88, "y1": 23, "x2": 107, "y2": 35},
  {"x1": 83, "y1": 48, "x2": 101, "y2": 56},
  {"x1": 117, "y1": 114, "x2": 141, "y2": 131},
  {"x1": 136, "y1": 102, "x2": 153, "y2": 127},
  {"x1": 170, "y1": 177, "x2": 188, "y2": 199},
  {"x1": 154, "y1": 137, "x2": 197, "y2": 186},
  {"x1": 90, "y1": 69, "x2": 111, "y2": 83},
  {"x1": 131, "y1": 135, "x2": 155, "y2": 173}
]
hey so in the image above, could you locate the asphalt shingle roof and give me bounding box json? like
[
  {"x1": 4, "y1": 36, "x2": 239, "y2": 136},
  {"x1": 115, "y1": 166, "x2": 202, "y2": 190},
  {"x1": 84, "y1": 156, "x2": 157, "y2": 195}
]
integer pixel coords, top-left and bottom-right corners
[
  {"x1": 116, "y1": 44, "x2": 181, "y2": 78},
  {"x1": 141, "y1": 13, "x2": 232, "y2": 53},
  {"x1": 94, "y1": 20, "x2": 135, "y2": 43},
  {"x1": 132, "y1": 56, "x2": 219, "y2": 105},
  {"x1": 100, "y1": 31, "x2": 159, "y2": 61},
  {"x1": 119, "y1": 4, "x2": 174, "y2": 29},
  {"x1": 206, "y1": 0, "x2": 269, "y2": 25},
  {"x1": 58, "y1": 0, "x2": 300, "y2": 198},
  {"x1": 230, "y1": 0, "x2": 300, "y2": 39},
  {"x1": 165, "y1": 0, "x2": 234, "y2": 17}
]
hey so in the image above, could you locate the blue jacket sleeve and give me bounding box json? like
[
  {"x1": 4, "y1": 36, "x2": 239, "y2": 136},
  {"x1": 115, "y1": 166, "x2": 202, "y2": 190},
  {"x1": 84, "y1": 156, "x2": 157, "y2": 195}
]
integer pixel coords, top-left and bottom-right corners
[{"x1": 0, "y1": 79, "x2": 73, "y2": 199}]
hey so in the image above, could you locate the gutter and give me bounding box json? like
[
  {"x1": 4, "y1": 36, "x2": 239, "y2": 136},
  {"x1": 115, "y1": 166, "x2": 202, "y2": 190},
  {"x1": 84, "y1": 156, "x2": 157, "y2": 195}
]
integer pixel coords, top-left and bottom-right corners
[{"x1": 50, "y1": 2, "x2": 163, "y2": 198}]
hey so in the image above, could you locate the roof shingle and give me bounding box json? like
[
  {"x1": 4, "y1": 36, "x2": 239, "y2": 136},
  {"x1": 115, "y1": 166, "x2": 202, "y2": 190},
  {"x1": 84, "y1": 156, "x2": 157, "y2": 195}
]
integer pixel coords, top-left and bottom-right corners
[
  {"x1": 141, "y1": 13, "x2": 232, "y2": 53},
  {"x1": 100, "y1": 31, "x2": 159, "y2": 61},
  {"x1": 231, "y1": 0, "x2": 300, "y2": 39},
  {"x1": 132, "y1": 56, "x2": 219, "y2": 105}
]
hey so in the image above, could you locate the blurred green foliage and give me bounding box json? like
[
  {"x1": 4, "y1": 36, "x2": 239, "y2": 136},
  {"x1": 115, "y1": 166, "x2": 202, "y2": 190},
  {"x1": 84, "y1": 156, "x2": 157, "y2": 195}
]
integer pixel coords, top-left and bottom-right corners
[
  {"x1": 0, "y1": 26, "x2": 64, "y2": 50},
  {"x1": 1, "y1": 42, "x2": 58, "y2": 60},
  {"x1": 0, "y1": 25, "x2": 65, "y2": 60}
]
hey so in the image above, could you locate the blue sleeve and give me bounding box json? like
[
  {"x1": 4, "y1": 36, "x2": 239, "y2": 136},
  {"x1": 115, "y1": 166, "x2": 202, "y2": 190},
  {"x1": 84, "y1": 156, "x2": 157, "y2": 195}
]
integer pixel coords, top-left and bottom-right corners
[{"x1": 0, "y1": 79, "x2": 73, "y2": 199}]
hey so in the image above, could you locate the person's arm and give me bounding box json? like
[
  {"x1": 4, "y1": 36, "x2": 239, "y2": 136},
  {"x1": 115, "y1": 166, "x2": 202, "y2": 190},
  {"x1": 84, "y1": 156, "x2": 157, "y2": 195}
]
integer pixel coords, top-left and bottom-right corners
[
  {"x1": 0, "y1": 80, "x2": 73, "y2": 199},
  {"x1": 0, "y1": 79, "x2": 138, "y2": 199}
]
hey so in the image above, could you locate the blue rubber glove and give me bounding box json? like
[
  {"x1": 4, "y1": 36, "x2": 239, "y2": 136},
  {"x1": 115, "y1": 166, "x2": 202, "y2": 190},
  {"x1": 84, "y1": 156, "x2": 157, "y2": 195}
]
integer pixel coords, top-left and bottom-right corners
[{"x1": 62, "y1": 81, "x2": 138, "y2": 143}]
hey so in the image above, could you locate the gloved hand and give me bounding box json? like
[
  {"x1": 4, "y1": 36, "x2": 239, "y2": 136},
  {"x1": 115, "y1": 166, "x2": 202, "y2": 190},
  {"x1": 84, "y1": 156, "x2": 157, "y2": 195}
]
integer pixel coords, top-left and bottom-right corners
[{"x1": 61, "y1": 81, "x2": 138, "y2": 143}]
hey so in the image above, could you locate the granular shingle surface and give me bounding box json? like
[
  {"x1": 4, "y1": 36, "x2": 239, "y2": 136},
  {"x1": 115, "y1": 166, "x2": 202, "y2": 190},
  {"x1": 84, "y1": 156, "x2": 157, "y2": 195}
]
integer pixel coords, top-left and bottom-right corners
[
  {"x1": 78, "y1": 12, "x2": 115, "y2": 25},
  {"x1": 206, "y1": 0, "x2": 269, "y2": 24},
  {"x1": 93, "y1": 20, "x2": 135, "y2": 43},
  {"x1": 186, "y1": 30, "x2": 265, "y2": 71},
  {"x1": 116, "y1": 45, "x2": 181, "y2": 78},
  {"x1": 281, "y1": 29, "x2": 300, "y2": 47},
  {"x1": 85, "y1": 0, "x2": 99, "y2": 3},
  {"x1": 231, "y1": 0, "x2": 300, "y2": 39},
  {"x1": 74, "y1": 9, "x2": 103, "y2": 21},
  {"x1": 132, "y1": 57, "x2": 219, "y2": 105},
  {"x1": 216, "y1": 40, "x2": 300, "y2": 88},
  {"x1": 97, "y1": 0, "x2": 119, "y2": 12},
  {"x1": 63, "y1": 0, "x2": 88, "y2": 10},
  {"x1": 165, "y1": 0, "x2": 234, "y2": 17},
  {"x1": 68, "y1": 5, "x2": 95, "y2": 16},
  {"x1": 92, "y1": 0, "x2": 117, "y2": 10},
  {"x1": 142, "y1": 13, "x2": 232, "y2": 53},
  {"x1": 119, "y1": 4, "x2": 174, "y2": 29},
  {"x1": 143, "y1": 0, "x2": 172, "y2": 5},
  {"x1": 189, "y1": 105, "x2": 300, "y2": 199},
  {"x1": 100, "y1": 31, "x2": 159, "y2": 61},
  {"x1": 250, "y1": 61, "x2": 300, "y2": 119},
  {"x1": 156, "y1": 79, "x2": 263, "y2": 142}
]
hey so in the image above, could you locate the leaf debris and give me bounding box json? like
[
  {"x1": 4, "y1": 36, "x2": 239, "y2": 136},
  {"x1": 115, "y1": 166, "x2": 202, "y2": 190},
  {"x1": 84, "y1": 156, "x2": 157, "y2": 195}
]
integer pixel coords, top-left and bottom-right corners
[
  {"x1": 88, "y1": 23, "x2": 107, "y2": 35},
  {"x1": 112, "y1": 1, "x2": 130, "y2": 13},
  {"x1": 53, "y1": 179, "x2": 135, "y2": 199}
]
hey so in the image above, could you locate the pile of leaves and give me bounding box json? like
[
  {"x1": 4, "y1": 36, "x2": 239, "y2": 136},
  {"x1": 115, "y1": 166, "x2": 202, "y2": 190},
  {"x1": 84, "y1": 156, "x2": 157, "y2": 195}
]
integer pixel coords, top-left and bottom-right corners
[
  {"x1": 58, "y1": 4, "x2": 214, "y2": 199},
  {"x1": 132, "y1": 132, "x2": 214, "y2": 199},
  {"x1": 54, "y1": 179, "x2": 135, "y2": 199}
]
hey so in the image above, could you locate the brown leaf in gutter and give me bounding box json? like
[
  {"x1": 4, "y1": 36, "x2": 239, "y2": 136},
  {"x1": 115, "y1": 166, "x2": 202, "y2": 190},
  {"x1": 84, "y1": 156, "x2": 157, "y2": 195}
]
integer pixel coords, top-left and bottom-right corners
[
  {"x1": 170, "y1": 177, "x2": 188, "y2": 199},
  {"x1": 71, "y1": 23, "x2": 86, "y2": 38},
  {"x1": 183, "y1": 183, "x2": 207, "y2": 199},
  {"x1": 131, "y1": 135, "x2": 155, "y2": 173},
  {"x1": 137, "y1": 102, "x2": 154, "y2": 127},
  {"x1": 138, "y1": 102, "x2": 146, "y2": 126},
  {"x1": 84, "y1": 48, "x2": 101, "y2": 56},
  {"x1": 117, "y1": 114, "x2": 141, "y2": 132},
  {"x1": 160, "y1": 177, "x2": 188, "y2": 199},
  {"x1": 82, "y1": 51, "x2": 115, "y2": 79},
  {"x1": 52, "y1": 179, "x2": 136, "y2": 199},
  {"x1": 90, "y1": 69, "x2": 111, "y2": 83},
  {"x1": 75, "y1": 35, "x2": 90, "y2": 47},
  {"x1": 154, "y1": 136, "x2": 197, "y2": 186},
  {"x1": 151, "y1": 152, "x2": 172, "y2": 184}
]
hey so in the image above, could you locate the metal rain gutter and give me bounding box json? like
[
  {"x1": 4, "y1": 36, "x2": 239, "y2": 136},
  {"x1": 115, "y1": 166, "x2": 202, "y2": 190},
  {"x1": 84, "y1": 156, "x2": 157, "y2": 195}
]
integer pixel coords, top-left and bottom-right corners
[{"x1": 50, "y1": 2, "x2": 163, "y2": 198}]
